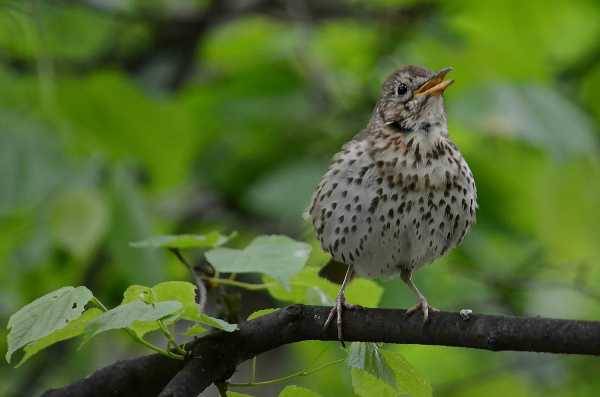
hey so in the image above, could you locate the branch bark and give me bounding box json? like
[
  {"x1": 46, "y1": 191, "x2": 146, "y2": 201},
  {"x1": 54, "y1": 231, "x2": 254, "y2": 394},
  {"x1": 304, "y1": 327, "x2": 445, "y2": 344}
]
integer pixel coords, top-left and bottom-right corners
[{"x1": 41, "y1": 305, "x2": 600, "y2": 397}]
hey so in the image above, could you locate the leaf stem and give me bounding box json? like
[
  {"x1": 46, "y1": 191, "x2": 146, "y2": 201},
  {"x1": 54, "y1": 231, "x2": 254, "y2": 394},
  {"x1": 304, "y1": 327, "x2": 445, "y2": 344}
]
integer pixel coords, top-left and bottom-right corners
[
  {"x1": 158, "y1": 319, "x2": 187, "y2": 356},
  {"x1": 201, "y1": 277, "x2": 275, "y2": 291},
  {"x1": 91, "y1": 297, "x2": 109, "y2": 312},
  {"x1": 128, "y1": 329, "x2": 184, "y2": 360},
  {"x1": 91, "y1": 297, "x2": 184, "y2": 360},
  {"x1": 216, "y1": 382, "x2": 228, "y2": 397},
  {"x1": 250, "y1": 357, "x2": 257, "y2": 383},
  {"x1": 228, "y1": 358, "x2": 345, "y2": 387}
]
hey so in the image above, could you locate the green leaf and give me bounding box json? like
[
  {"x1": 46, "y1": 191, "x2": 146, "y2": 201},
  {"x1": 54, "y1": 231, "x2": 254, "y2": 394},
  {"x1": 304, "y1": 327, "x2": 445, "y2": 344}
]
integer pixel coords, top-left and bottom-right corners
[
  {"x1": 206, "y1": 235, "x2": 311, "y2": 286},
  {"x1": 49, "y1": 188, "x2": 109, "y2": 260},
  {"x1": 227, "y1": 392, "x2": 255, "y2": 397},
  {"x1": 16, "y1": 308, "x2": 102, "y2": 367},
  {"x1": 350, "y1": 347, "x2": 432, "y2": 397},
  {"x1": 183, "y1": 324, "x2": 207, "y2": 337},
  {"x1": 193, "y1": 312, "x2": 238, "y2": 332},
  {"x1": 6, "y1": 286, "x2": 94, "y2": 363},
  {"x1": 279, "y1": 385, "x2": 323, "y2": 397},
  {"x1": 351, "y1": 368, "x2": 395, "y2": 397},
  {"x1": 348, "y1": 343, "x2": 396, "y2": 390},
  {"x1": 125, "y1": 281, "x2": 199, "y2": 320},
  {"x1": 149, "y1": 281, "x2": 237, "y2": 331},
  {"x1": 246, "y1": 308, "x2": 278, "y2": 321},
  {"x1": 264, "y1": 267, "x2": 333, "y2": 304},
  {"x1": 382, "y1": 350, "x2": 431, "y2": 397},
  {"x1": 81, "y1": 300, "x2": 182, "y2": 345},
  {"x1": 264, "y1": 266, "x2": 382, "y2": 307},
  {"x1": 130, "y1": 232, "x2": 235, "y2": 249},
  {"x1": 122, "y1": 285, "x2": 153, "y2": 305},
  {"x1": 122, "y1": 281, "x2": 238, "y2": 334},
  {"x1": 122, "y1": 284, "x2": 172, "y2": 337}
]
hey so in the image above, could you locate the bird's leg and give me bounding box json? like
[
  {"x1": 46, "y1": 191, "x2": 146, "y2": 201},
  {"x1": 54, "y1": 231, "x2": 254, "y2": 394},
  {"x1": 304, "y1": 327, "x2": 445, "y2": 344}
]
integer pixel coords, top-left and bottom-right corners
[
  {"x1": 323, "y1": 265, "x2": 354, "y2": 345},
  {"x1": 401, "y1": 269, "x2": 438, "y2": 322}
]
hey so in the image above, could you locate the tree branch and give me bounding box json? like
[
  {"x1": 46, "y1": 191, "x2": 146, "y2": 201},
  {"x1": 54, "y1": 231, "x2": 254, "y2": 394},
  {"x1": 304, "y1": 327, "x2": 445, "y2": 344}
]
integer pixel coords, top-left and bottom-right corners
[{"x1": 41, "y1": 305, "x2": 600, "y2": 397}]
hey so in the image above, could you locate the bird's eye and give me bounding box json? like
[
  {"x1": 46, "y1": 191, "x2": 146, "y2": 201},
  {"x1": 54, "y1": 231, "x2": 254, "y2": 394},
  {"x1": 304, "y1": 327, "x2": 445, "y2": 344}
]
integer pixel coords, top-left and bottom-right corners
[{"x1": 396, "y1": 83, "x2": 408, "y2": 96}]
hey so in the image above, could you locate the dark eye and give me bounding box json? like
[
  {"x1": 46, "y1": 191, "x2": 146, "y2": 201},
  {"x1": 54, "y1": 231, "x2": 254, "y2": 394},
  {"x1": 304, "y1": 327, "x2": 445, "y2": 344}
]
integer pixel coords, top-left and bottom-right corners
[{"x1": 396, "y1": 83, "x2": 408, "y2": 96}]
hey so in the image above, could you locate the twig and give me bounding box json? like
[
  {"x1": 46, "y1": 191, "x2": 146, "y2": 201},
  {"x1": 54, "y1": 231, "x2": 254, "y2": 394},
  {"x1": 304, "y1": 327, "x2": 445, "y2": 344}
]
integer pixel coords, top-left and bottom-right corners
[
  {"x1": 169, "y1": 248, "x2": 208, "y2": 312},
  {"x1": 228, "y1": 358, "x2": 345, "y2": 387}
]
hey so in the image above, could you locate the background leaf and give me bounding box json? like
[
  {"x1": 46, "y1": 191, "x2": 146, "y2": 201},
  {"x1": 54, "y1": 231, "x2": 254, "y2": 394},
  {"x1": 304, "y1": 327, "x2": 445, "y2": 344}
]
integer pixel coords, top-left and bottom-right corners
[
  {"x1": 243, "y1": 161, "x2": 325, "y2": 226},
  {"x1": 453, "y1": 84, "x2": 598, "y2": 157},
  {"x1": 278, "y1": 385, "x2": 322, "y2": 397},
  {"x1": 264, "y1": 266, "x2": 383, "y2": 307},
  {"x1": 130, "y1": 232, "x2": 234, "y2": 249},
  {"x1": 206, "y1": 235, "x2": 311, "y2": 286},
  {"x1": 0, "y1": 116, "x2": 68, "y2": 216},
  {"x1": 106, "y1": 168, "x2": 164, "y2": 285},
  {"x1": 49, "y1": 188, "x2": 109, "y2": 260}
]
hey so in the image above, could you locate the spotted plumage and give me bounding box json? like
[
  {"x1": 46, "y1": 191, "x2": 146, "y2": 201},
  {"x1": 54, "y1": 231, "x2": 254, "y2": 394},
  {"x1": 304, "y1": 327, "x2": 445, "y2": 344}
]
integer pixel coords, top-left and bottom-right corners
[{"x1": 307, "y1": 65, "x2": 477, "y2": 340}]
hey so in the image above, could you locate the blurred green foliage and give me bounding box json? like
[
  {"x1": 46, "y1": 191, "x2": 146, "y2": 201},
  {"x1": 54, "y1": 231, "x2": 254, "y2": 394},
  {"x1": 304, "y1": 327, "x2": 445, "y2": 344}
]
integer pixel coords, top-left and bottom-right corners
[{"x1": 1, "y1": 0, "x2": 600, "y2": 396}]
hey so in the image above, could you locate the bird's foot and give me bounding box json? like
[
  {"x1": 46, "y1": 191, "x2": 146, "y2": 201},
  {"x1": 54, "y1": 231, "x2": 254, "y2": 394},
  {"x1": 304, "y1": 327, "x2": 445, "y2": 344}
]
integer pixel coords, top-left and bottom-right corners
[
  {"x1": 405, "y1": 297, "x2": 438, "y2": 322},
  {"x1": 323, "y1": 294, "x2": 358, "y2": 346}
]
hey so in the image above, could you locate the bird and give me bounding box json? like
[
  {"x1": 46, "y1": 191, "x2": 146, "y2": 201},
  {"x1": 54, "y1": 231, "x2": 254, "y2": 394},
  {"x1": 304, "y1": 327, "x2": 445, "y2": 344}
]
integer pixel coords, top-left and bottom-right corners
[{"x1": 307, "y1": 65, "x2": 477, "y2": 341}]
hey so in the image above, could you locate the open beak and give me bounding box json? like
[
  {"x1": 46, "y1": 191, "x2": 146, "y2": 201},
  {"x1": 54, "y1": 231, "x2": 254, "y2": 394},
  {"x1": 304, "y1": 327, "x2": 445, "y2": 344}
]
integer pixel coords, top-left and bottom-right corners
[{"x1": 415, "y1": 67, "x2": 454, "y2": 97}]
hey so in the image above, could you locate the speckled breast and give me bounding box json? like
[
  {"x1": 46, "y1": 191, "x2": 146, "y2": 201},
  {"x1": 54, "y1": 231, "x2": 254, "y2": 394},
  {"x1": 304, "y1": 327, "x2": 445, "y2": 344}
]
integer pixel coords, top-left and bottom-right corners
[{"x1": 308, "y1": 133, "x2": 477, "y2": 279}]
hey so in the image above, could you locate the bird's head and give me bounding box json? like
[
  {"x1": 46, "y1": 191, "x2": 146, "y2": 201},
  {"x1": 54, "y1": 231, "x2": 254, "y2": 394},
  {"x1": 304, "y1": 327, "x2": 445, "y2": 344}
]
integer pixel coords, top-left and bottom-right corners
[{"x1": 373, "y1": 65, "x2": 454, "y2": 136}]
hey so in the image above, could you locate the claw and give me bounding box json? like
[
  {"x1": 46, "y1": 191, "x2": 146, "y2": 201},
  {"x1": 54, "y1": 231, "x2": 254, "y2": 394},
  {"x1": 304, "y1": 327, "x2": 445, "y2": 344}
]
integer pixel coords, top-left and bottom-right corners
[{"x1": 405, "y1": 297, "x2": 438, "y2": 322}]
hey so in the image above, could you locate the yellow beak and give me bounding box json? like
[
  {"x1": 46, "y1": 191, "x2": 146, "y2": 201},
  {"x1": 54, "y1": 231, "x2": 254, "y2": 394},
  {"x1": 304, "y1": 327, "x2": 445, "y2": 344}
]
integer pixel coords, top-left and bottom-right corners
[{"x1": 415, "y1": 67, "x2": 454, "y2": 97}]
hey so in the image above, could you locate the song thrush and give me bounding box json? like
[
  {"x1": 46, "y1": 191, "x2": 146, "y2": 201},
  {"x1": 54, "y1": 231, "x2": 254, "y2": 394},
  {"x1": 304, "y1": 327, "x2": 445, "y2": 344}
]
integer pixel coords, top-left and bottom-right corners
[{"x1": 307, "y1": 65, "x2": 477, "y2": 341}]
